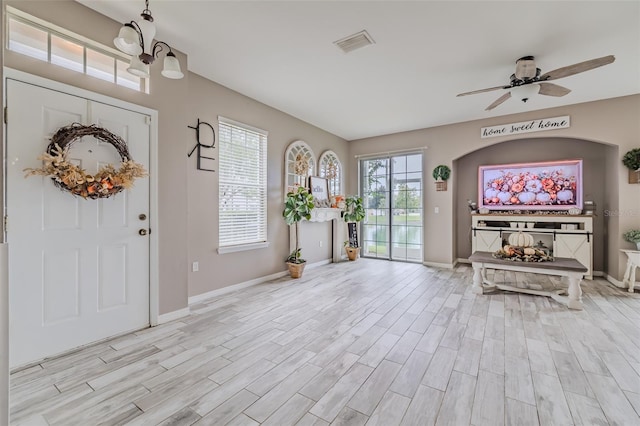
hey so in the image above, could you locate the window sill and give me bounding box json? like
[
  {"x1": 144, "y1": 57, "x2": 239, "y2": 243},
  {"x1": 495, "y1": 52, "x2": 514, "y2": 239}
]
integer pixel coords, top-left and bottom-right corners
[{"x1": 218, "y1": 241, "x2": 270, "y2": 254}]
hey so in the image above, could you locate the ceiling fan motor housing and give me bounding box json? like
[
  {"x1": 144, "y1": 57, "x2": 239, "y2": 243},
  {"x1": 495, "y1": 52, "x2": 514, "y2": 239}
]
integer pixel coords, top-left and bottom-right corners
[{"x1": 514, "y1": 56, "x2": 539, "y2": 81}]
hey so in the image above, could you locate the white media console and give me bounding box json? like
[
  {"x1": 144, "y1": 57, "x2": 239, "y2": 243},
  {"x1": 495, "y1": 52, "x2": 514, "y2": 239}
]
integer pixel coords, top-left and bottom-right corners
[{"x1": 471, "y1": 214, "x2": 593, "y2": 279}]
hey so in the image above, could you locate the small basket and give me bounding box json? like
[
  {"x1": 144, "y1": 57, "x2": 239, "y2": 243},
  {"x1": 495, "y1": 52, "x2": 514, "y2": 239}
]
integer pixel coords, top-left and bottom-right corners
[{"x1": 435, "y1": 180, "x2": 447, "y2": 191}]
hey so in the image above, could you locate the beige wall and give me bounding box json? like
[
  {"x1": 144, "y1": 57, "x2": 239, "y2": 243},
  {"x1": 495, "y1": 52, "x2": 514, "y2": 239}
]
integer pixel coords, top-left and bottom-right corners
[
  {"x1": 348, "y1": 95, "x2": 640, "y2": 280},
  {"x1": 186, "y1": 73, "x2": 346, "y2": 297}
]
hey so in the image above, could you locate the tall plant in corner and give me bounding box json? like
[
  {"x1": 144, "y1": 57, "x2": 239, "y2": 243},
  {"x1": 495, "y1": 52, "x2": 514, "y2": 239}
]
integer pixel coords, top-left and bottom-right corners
[
  {"x1": 343, "y1": 195, "x2": 366, "y2": 261},
  {"x1": 283, "y1": 186, "x2": 314, "y2": 278}
]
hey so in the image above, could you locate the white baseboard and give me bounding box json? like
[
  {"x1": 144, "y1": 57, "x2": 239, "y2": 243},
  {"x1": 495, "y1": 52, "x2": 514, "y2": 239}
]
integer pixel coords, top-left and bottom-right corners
[
  {"x1": 423, "y1": 261, "x2": 456, "y2": 269},
  {"x1": 306, "y1": 259, "x2": 332, "y2": 269},
  {"x1": 188, "y1": 258, "x2": 334, "y2": 306},
  {"x1": 606, "y1": 274, "x2": 625, "y2": 288},
  {"x1": 188, "y1": 270, "x2": 289, "y2": 305},
  {"x1": 157, "y1": 307, "x2": 190, "y2": 324},
  {"x1": 456, "y1": 258, "x2": 471, "y2": 265}
]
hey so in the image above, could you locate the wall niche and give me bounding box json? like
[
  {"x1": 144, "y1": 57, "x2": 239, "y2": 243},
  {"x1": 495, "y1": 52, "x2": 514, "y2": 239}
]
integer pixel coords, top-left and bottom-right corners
[{"x1": 454, "y1": 137, "x2": 616, "y2": 274}]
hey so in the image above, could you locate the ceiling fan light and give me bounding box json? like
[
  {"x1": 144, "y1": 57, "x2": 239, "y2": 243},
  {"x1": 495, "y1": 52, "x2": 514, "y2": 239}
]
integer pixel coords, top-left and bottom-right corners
[
  {"x1": 127, "y1": 55, "x2": 150, "y2": 78},
  {"x1": 114, "y1": 24, "x2": 142, "y2": 55},
  {"x1": 161, "y1": 52, "x2": 184, "y2": 79},
  {"x1": 511, "y1": 84, "x2": 540, "y2": 103}
]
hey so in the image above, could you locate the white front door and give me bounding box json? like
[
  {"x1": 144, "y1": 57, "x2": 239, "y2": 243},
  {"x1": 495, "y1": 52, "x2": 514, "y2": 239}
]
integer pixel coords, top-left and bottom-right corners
[{"x1": 6, "y1": 79, "x2": 150, "y2": 368}]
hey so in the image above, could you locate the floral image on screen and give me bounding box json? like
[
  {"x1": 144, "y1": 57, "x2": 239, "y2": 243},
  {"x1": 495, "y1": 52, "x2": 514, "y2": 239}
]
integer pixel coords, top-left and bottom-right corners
[{"x1": 478, "y1": 159, "x2": 583, "y2": 211}]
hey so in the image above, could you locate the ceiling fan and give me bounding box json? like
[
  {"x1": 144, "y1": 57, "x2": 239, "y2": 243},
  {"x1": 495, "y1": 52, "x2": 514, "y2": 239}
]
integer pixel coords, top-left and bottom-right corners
[{"x1": 457, "y1": 55, "x2": 615, "y2": 111}]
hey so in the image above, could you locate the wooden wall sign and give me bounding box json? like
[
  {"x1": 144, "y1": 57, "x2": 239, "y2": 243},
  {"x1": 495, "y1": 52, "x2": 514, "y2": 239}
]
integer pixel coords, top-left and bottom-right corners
[{"x1": 481, "y1": 115, "x2": 570, "y2": 139}]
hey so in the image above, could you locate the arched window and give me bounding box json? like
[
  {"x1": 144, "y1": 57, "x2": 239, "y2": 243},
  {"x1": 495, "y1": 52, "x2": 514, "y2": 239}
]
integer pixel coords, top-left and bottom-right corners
[
  {"x1": 319, "y1": 150, "x2": 342, "y2": 197},
  {"x1": 284, "y1": 140, "x2": 315, "y2": 199}
]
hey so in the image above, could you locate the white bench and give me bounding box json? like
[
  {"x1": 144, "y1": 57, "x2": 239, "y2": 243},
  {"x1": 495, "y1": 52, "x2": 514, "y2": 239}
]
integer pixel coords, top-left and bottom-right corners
[{"x1": 469, "y1": 251, "x2": 588, "y2": 310}]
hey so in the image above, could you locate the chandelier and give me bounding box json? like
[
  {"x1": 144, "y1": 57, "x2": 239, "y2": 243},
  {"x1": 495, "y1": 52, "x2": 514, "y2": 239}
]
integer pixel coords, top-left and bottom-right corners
[{"x1": 113, "y1": 0, "x2": 184, "y2": 79}]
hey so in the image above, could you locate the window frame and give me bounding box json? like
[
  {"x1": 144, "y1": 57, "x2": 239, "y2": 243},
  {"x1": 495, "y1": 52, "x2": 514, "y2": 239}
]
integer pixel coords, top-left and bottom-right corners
[
  {"x1": 217, "y1": 116, "x2": 269, "y2": 254},
  {"x1": 5, "y1": 7, "x2": 146, "y2": 93}
]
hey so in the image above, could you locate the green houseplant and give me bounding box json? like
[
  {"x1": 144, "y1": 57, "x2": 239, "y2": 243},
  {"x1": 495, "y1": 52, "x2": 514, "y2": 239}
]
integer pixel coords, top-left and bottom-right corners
[
  {"x1": 622, "y1": 148, "x2": 640, "y2": 171},
  {"x1": 343, "y1": 195, "x2": 366, "y2": 261},
  {"x1": 623, "y1": 229, "x2": 640, "y2": 250},
  {"x1": 283, "y1": 186, "x2": 315, "y2": 278},
  {"x1": 622, "y1": 148, "x2": 640, "y2": 184},
  {"x1": 432, "y1": 164, "x2": 451, "y2": 181}
]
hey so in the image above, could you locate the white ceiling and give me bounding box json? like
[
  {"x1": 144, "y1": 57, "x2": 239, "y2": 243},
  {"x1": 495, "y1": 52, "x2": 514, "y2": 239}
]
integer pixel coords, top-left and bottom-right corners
[{"x1": 79, "y1": 1, "x2": 640, "y2": 141}]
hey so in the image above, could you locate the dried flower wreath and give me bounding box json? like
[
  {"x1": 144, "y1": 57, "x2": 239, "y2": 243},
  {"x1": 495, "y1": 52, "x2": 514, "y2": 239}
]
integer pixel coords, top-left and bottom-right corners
[
  {"x1": 294, "y1": 153, "x2": 310, "y2": 176},
  {"x1": 24, "y1": 123, "x2": 147, "y2": 199}
]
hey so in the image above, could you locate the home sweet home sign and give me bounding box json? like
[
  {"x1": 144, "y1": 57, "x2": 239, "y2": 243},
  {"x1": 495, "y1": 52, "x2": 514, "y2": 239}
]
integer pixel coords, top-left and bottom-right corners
[{"x1": 481, "y1": 116, "x2": 570, "y2": 139}]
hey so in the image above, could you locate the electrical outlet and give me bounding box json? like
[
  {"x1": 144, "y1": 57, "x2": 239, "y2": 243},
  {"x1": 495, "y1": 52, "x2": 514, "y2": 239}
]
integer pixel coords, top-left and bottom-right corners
[
  {"x1": 434, "y1": 207, "x2": 439, "y2": 214},
  {"x1": 319, "y1": 240, "x2": 323, "y2": 248},
  {"x1": 192, "y1": 261, "x2": 199, "y2": 272}
]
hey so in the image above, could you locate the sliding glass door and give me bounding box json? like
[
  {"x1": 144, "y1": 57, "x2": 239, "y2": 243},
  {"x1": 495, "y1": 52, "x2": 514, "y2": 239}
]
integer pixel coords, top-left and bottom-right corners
[{"x1": 360, "y1": 153, "x2": 423, "y2": 262}]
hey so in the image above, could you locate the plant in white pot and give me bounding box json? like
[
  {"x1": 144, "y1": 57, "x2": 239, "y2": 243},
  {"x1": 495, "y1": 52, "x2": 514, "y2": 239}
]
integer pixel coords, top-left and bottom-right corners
[
  {"x1": 343, "y1": 195, "x2": 366, "y2": 261},
  {"x1": 283, "y1": 186, "x2": 315, "y2": 278},
  {"x1": 623, "y1": 229, "x2": 640, "y2": 251}
]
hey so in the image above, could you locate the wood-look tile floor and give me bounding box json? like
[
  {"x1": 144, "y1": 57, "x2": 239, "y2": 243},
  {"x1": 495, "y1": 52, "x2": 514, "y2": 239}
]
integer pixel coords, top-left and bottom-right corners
[{"x1": 10, "y1": 259, "x2": 640, "y2": 425}]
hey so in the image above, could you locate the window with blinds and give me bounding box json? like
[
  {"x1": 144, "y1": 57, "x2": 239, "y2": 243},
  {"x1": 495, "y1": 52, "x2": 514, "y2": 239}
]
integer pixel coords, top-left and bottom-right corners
[{"x1": 218, "y1": 117, "x2": 268, "y2": 253}]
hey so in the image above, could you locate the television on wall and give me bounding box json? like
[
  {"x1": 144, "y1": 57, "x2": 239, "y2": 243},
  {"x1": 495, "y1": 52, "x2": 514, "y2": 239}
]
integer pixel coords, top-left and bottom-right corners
[{"x1": 478, "y1": 159, "x2": 583, "y2": 211}]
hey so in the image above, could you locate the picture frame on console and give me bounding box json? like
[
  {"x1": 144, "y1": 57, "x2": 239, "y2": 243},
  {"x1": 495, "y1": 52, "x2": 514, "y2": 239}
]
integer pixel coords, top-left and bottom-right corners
[{"x1": 478, "y1": 159, "x2": 583, "y2": 211}]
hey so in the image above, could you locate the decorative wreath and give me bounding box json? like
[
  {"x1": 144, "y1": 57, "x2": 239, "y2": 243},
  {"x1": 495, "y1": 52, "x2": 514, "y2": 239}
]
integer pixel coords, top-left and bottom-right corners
[
  {"x1": 294, "y1": 153, "x2": 310, "y2": 176},
  {"x1": 325, "y1": 160, "x2": 338, "y2": 180},
  {"x1": 24, "y1": 123, "x2": 147, "y2": 199}
]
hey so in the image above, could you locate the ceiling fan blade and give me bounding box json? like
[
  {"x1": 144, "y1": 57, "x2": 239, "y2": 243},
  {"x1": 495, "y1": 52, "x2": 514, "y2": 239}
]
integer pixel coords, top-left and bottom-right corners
[
  {"x1": 538, "y1": 82, "x2": 571, "y2": 97},
  {"x1": 457, "y1": 85, "x2": 508, "y2": 97},
  {"x1": 485, "y1": 92, "x2": 511, "y2": 111},
  {"x1": 540, "y1": 55, "x2": 615, "y2": 81}
]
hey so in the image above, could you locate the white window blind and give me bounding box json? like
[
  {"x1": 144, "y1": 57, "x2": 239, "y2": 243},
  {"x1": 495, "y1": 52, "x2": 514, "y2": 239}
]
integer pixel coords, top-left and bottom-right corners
[{"x1": 218, "y1": 117, "x2": 268, "y2": 250}]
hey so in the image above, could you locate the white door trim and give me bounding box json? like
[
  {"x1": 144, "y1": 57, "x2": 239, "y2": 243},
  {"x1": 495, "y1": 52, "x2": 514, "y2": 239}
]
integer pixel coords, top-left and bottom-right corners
[{"x1": 2, "y1": 67, "x2": 160, "y2": 326}]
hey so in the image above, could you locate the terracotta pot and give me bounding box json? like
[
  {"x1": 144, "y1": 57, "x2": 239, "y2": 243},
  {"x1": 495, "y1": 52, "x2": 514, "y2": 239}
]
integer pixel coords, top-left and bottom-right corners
[
  {"x1": 345, "y1": 246, "x2": 360, "y2": 261},
  {"x1": 286, "y1": 261, "x2": 306, "y2": 278}
]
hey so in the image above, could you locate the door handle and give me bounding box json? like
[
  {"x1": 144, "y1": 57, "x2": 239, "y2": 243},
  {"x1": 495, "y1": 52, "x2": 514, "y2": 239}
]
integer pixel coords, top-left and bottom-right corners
[
  {"x1": 139, "y1": 214, "x2": 147, "y2": 221},
  {"x1": 139, "y1": 229, "x2": 148, "y2": 236}
]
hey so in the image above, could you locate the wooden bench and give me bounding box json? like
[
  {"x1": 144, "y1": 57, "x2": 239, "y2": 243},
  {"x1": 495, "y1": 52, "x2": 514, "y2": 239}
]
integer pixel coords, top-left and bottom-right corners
[{"x1": 468, "y1": 251, "x2": 588, "y2": 310}]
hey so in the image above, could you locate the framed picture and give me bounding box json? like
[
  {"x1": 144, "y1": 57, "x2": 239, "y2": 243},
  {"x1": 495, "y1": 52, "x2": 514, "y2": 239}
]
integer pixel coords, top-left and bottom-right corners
[
  {"x1": 309, "y1": 176, "x2": 329, "y2": 201},
  {"x1": 478, "y1": 159, "x2": 583, "y2": 211}
]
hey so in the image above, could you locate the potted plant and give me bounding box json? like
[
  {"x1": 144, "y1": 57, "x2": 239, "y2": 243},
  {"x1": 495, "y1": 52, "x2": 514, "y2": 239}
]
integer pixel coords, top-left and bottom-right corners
[
  {"x1": 623, "y1": 229, "x2": 640, "y2": 251},
  {"x1": 343, "y1": 195, "x2": 366, "y2": 261},
  {"x1": 432, "y1": 164, "x2": 451, "y2": 191},
  {"x1": 283, "y1": 186, "x2": 315, "y2": 278},
  {"x1": 622, "y1": 148, "x2": 640, "y2": 184}
]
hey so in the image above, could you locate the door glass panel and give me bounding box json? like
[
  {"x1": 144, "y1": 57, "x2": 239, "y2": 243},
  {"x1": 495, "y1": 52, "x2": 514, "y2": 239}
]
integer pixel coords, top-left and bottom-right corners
[
  {"x1": 51, "y1": 34, "x2": 83, "y2": 73},
  {"x1": 87, "y1": 48, "x2": 115, "y2": 82},
  {"x1": 8, "y1": 17, "x2": 48, "y2": 61},
  {"x1": 360, "y1": 154, "x2": 423, "y2": 262}
]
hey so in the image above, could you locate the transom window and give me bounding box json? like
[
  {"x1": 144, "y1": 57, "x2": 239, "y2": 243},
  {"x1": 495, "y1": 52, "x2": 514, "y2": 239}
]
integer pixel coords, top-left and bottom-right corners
[
  {"x1": 218, "y1": 117, "x2": 269, "y2": 253},
  {"x1": 6, "y1": 8, "x2": 144, "y2": 92}
]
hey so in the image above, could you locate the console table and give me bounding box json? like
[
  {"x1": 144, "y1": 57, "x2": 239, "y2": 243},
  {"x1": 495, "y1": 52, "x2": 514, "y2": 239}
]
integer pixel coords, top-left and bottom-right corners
[
  {"x1": 621, "y1": 249, "x2": 640, "y2": 293},
  {"x1": 471, "y1": 214, "x2": 593, "y2": 279},
  {"x1": 469, "y1": 251, "x2": 588, "y2": 310},
  {"x1": 289, "y1": 208, "x2": 343, "y2": 263}
]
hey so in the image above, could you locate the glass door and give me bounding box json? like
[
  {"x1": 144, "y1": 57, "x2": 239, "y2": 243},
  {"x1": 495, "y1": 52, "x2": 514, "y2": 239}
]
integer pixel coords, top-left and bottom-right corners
[{"x1": 361, "y1": 153, "x2": 423, "y2": 262}]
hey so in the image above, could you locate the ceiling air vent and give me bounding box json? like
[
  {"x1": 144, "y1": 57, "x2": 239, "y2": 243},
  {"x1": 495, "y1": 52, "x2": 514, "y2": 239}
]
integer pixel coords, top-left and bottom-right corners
[{"x1": 334, "y1": 30, "x2": 375, "y2": 53}]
